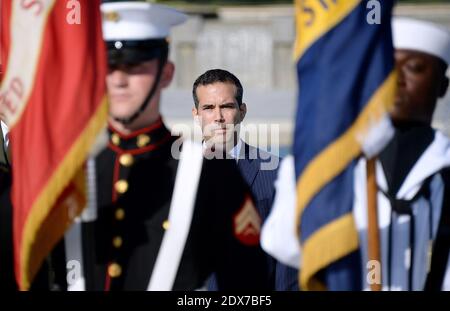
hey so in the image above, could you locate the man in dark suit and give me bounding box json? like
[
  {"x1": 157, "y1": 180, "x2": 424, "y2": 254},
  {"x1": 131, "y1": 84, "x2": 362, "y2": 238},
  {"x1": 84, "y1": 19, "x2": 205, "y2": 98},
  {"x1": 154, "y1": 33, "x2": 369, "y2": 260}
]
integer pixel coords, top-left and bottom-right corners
[{"x1": 192, "y1": 69, "x2": 298, "y2": 290}]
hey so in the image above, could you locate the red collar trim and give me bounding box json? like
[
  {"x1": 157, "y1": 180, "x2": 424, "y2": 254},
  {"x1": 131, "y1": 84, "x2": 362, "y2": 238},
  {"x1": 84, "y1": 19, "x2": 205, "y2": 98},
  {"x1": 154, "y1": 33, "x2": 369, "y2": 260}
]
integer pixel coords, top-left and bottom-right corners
[{"x1": 108, "y1": 117, "x2": 164, "y2": 139}]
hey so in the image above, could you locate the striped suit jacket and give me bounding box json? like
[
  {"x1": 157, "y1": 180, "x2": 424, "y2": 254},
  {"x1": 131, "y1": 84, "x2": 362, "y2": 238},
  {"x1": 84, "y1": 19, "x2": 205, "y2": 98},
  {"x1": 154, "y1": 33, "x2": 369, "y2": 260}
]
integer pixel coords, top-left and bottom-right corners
[{"x1": 208, "y1": 142, "x2": 299, "y2": 290}]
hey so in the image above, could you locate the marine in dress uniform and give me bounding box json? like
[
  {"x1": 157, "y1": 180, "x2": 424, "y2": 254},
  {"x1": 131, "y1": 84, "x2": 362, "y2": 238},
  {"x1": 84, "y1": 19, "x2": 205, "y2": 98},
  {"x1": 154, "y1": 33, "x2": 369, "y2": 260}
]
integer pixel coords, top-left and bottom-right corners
[
  {"x1": 62, "y1": 1, "x2": 270, "y2": 291},
  {"x1": 261, "y1": 17, "x2": 450, "y2": 291}
]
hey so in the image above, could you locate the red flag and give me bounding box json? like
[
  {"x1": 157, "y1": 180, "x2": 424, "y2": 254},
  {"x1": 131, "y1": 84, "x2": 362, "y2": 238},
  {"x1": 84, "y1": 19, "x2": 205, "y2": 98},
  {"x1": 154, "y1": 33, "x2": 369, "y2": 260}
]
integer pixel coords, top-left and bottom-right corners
[{"x1": 0, "y1": 0, "x2": 108, "y2": 290}]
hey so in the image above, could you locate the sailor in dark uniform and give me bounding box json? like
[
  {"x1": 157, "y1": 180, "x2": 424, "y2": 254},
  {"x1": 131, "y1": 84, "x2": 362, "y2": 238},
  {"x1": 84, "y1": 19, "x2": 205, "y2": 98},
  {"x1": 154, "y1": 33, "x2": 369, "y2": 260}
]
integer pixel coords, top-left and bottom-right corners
[{"x1": 62, "y1": 1, "x2": 269, "y2": 291}]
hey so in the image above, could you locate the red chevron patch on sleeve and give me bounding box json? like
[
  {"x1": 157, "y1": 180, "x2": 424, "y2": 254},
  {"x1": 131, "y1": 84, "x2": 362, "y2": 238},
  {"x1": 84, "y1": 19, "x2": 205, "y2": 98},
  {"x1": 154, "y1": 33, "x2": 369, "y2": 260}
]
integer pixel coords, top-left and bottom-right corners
[{"x1": 233, "y1": 195, "x2": 261, "y2": 246}]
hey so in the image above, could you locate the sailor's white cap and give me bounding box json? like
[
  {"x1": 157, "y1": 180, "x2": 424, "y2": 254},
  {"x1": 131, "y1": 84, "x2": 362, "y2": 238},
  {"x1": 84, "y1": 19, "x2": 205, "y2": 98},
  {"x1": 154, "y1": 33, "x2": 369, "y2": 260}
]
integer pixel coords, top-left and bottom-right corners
[
  {"x1": 100, "y1": 1, "x2": 188, "y2": 41},
  {"x1": 392, "y1": 17, "x2": 450, "y2": 65}
]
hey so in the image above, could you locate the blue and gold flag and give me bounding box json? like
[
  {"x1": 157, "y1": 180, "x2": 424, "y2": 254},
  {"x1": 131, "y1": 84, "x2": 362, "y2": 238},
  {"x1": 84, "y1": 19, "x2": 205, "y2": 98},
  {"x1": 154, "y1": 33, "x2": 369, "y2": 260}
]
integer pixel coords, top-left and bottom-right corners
[{"x1": 294, "y1": 0, "x2": 396, "y2": 290}]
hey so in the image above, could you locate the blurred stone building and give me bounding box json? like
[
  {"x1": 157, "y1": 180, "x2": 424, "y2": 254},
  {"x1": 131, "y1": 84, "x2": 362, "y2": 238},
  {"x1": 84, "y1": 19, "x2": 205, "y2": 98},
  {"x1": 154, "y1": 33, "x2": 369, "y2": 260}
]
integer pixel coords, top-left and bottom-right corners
[{"x1": 161, "y1": 3, "x2": 450, "y2": 155}]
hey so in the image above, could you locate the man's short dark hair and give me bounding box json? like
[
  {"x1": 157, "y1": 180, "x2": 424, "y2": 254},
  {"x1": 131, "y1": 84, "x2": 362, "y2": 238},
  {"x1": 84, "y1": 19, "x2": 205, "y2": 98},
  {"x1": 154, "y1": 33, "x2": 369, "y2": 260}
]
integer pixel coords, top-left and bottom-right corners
[{"x1": 192, "y1": 69, "x2": 243, "y2": 108}]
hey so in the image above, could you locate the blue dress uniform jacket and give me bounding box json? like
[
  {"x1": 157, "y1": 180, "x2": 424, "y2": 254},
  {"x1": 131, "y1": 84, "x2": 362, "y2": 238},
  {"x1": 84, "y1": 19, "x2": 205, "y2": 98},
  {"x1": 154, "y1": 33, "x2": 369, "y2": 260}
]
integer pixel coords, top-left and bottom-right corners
[{"x1": 79, "y1": 120, "x2": 269, "y2": 290}]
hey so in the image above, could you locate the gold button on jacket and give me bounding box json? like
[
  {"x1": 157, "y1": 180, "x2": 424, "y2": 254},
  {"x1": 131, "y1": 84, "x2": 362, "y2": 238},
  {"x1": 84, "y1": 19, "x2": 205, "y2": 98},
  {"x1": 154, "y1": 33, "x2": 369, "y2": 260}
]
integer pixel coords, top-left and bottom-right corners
[
  {"x1": 108, "y1": 263, "x2": 122, "y2": 278},
  {"x1": 115, "y1": 180, "x2": 129, "y2": 194}
]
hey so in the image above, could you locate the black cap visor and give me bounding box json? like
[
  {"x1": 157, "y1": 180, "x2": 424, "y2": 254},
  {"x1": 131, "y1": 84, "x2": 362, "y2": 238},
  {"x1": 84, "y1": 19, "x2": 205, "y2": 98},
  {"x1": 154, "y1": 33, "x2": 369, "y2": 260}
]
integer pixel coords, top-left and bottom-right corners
[{"x1": 106, "y1": 39, "x2": 168, "y2": 66}]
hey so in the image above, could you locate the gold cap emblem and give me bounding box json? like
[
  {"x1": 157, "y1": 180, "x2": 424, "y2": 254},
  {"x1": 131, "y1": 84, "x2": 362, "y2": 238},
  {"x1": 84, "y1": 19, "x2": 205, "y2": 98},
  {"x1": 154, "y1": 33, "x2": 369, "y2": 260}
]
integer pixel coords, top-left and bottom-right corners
[{"x1": 103, "y1": 11, "x2": 120, "y2": 23}]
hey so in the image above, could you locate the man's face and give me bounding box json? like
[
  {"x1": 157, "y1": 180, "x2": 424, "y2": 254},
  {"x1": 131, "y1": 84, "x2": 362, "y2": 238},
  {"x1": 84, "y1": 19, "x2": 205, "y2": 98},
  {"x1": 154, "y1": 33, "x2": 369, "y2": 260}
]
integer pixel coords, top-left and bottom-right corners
[
  {"x1": 391, "y1": 49, "x2": 448, "y2": 125},
  {"x1": 107, "y1": 60, "x2": 159, "y2": 120},
  {"x1": 192, "y1": 82, "x2": 246, "y2": 147},
  {"x1": 106, "y1": 59, "x2": 173, "y2": 130}
]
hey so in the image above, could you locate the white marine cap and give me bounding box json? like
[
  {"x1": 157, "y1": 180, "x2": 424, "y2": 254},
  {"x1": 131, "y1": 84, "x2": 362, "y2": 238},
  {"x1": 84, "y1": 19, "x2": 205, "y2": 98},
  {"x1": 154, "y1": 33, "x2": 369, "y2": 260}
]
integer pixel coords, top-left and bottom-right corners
[
  {"x1": 392, "y1": 17, "x2": 450, "y2": 65},
  {"x1": 100, "y1": 1, "x2": 188, "y2": 41}
]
